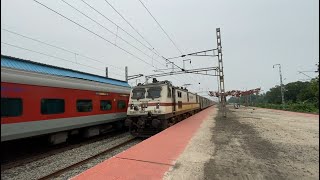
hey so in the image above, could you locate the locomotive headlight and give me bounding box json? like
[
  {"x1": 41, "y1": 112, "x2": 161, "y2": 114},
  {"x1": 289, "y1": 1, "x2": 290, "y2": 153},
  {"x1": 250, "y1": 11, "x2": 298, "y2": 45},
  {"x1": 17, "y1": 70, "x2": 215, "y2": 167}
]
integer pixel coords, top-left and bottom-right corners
[
  {"x1": 156, "y1": 102, "x2": 160, "y2": 109},
  {"x1": 130, "y1": 104, "x2": 134, "y2": 110},
  {"x1": 141, "y1": 103, "x2": 148, "y2": 108}
]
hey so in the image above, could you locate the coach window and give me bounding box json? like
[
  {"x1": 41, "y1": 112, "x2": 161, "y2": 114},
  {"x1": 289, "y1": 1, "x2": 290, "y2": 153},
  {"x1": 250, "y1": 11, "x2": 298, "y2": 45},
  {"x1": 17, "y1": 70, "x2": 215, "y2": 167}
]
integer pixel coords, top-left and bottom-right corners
[
  {"x1": 100, "y1": 100, "x2": 112, "y2": 111},
  {"x1": 167, "y1": 87, "x2": 172, "y2": 98},
  {"x1": 77, "y1": 100, "x2": 93, "y2": 112},
  {"x1": 1, "y1": 98, "x2": 23, "y2": 117},
  {"x1": 41, "y1": 99, "x2": 65, "y2": 114},
  {"x1": 178, "y1": 91, "x2": 182, "y2": 98},
  {"x1": 178, "y1": 101, "x2": 182, "y2": 109},
  {"x1": 118, "y1": 100, "x2": 126, "y2": 109}
]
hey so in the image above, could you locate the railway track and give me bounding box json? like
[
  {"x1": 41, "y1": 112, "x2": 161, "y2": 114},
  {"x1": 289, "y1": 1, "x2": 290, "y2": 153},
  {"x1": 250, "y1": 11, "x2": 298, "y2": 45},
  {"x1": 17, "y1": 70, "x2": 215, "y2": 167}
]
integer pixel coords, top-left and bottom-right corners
[
  {"x1": 1, "y1": 130, "x2": 125, "y2": 171},
  {"x1": 37, "y1": 137, "x2": 138, "y2": 180}
]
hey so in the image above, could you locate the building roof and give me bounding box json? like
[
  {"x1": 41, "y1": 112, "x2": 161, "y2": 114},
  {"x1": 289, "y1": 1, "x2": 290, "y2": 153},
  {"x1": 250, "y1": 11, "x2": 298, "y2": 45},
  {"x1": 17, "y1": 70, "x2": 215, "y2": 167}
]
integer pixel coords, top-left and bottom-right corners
[{"x1": 1, "y1": 55, "x2": 130, "y2": 87}]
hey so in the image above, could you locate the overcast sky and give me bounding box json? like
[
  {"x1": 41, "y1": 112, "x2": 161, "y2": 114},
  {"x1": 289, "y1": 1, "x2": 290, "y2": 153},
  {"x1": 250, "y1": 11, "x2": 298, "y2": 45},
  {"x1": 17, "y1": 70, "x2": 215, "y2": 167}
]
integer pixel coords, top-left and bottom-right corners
[{"x1": 1, "y1": 0, "x2": 319, "y2": 99}]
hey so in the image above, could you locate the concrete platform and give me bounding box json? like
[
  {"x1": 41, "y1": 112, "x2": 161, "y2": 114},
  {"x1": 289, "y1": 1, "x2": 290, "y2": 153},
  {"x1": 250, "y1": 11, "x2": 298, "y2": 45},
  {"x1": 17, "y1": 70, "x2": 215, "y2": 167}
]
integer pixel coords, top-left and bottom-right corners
[
  {"x1": 257, "y1": 107, "x2": 319, "y2": 117},
  {"x1": 72, "y1": 107, "x2": 215, "y2": 180}
]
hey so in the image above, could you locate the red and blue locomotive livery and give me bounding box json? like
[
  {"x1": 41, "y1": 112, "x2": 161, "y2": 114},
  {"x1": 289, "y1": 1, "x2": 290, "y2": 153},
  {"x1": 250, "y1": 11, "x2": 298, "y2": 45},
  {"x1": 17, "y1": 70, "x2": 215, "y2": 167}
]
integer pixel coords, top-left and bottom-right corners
[{"x1": 1, "y1": 55, "x2": 130, "y2": 144}]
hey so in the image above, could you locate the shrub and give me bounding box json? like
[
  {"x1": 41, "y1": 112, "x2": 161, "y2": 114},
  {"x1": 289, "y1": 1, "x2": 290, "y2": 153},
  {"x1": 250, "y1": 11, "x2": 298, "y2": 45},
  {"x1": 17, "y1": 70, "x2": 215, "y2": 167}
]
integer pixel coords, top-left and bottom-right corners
[{"x1": 255, "y1": 103, "x2": 318, "y2": 113}]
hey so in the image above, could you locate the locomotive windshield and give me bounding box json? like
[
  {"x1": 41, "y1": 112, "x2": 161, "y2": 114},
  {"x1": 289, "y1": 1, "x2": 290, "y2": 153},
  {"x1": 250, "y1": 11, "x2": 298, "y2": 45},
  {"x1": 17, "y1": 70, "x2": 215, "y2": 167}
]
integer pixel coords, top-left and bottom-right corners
[
  {"x1": 147, "y1": 87, "x2": 162, "y2": 99},
  {"x1": 131, "y1": 88, "x2": 146, "y2": 100}
]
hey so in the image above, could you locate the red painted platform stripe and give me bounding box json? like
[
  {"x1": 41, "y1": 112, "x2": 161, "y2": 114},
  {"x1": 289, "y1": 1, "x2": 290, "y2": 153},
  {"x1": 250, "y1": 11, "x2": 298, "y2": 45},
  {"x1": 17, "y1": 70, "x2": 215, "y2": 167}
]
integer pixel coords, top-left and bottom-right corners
[{"x1": 72, "y1": 106, "x2": 215, "y2": 180}]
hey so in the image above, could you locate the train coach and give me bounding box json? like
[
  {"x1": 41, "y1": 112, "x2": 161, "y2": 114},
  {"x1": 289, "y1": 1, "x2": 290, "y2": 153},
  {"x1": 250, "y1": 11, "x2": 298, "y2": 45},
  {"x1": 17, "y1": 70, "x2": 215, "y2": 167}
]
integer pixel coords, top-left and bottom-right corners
[
  {"x1": 125, "y1": 78, "x2": 214, "y2": 136},
  {"x1": 1, "y1": 55, "x2": 130, "y2": 144}
]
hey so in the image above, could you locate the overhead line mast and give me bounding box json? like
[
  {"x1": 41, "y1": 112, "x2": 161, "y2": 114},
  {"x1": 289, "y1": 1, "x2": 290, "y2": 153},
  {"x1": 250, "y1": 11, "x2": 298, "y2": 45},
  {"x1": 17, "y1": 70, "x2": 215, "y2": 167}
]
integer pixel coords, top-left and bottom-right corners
[
  {"x1": 216, "y1": 28, "x2": 226, "y2": 117},
  {"x1": 164, "y1": 28, "x2": 227, "y2": 117}
]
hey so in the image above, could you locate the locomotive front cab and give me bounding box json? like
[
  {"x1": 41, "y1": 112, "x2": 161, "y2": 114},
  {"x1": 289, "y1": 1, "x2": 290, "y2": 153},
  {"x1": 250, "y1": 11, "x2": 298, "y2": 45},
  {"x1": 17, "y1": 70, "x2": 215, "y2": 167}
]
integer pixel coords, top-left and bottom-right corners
[
  {"x1": 127, "y1": 84, "x2": 169, "y2": 116},
  {"x1": 125, "y1": 81, "x2": 172, "y2": 136}
]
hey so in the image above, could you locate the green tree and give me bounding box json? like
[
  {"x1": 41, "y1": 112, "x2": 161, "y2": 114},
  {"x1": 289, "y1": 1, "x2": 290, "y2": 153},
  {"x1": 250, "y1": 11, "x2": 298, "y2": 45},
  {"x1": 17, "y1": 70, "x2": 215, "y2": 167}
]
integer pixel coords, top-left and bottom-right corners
[
  {"x1": 284, "y1": 81, "x2": 310, "y2": 103},
  {"x1": 265, "y1": 86, "x2": 282, "y2": 104},
  {"x1": 309, "y1": 77, "x2": 319, "y2": 104}
]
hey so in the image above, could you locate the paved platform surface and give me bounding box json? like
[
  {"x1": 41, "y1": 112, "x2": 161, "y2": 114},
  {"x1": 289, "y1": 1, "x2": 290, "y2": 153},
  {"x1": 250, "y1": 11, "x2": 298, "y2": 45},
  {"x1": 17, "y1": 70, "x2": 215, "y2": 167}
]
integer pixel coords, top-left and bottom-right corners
[
  {"x1": 72, "y1": 107, "x2": 215, "y2": 180},
  {"x1": 73, "y1": 106, "x2": 319, "y2": 180},
  {"x1": 165, "y1": 106, "x2": 319, "y2": 180}
]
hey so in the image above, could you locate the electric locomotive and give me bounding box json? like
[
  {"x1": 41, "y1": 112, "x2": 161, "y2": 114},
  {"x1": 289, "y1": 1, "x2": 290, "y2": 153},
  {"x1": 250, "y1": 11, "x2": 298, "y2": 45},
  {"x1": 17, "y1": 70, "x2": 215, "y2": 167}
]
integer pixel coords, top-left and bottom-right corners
[{"x1": 125, "y1": 78, "x2": 213, "y2": 136}]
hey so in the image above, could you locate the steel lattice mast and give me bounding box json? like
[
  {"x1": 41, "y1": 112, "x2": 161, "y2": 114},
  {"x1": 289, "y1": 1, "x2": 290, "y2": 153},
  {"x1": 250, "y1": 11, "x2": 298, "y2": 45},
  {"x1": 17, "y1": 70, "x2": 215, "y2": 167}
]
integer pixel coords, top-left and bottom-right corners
[{"x1": 216, "y1": 28, "x2": 226, "y2": 117}]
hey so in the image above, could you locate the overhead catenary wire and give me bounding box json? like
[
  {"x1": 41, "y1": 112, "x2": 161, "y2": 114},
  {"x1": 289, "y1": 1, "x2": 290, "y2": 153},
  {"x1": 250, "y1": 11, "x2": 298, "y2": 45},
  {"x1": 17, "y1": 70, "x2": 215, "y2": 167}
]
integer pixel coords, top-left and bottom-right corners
[
  {"x1": 138, "y1": 0, "x2": 183, "y2": 55},
  {"x1": 298, "y1": 71, "x2": 313, "y2": 79},
  {"x1": 1, "y1": 41, "x2": 124, "y2": 77},
  {"x1": 61, "y1": 0, "x2": 169, "y2": 70},
  {"x1": 102, "y1": 0, "x2": 162, "y2": 57},
  {"x1": 78, "y1": 0, "x2": 167, "y2": 68},
  {"x1": 32, "y1": 0, "x2": 156, "y2": 68},
  {"x1": 80, "y1": 0, "x2": 155, "y2": 54},
  {"x1": 2, "y1": 28, "x2": 125, "y2": 72},
  {"x1": 82, "y1": 0, "x2": 198, "y2": 86},
  {"x1": 101, "y1": 0, "x2": 187, "y2": 73},
  {"x1": 70, "y1": 0, "x2": 194, "y2": 87},
  {"x1": 32, "y1": 0, "x2": 197, "y2": 89},
  {"x1": 137, "y1": 0, "x2": 202, "y2": 86},
  {"x1": 32, "y1": 0, "x2": 191, "y2": 87}
]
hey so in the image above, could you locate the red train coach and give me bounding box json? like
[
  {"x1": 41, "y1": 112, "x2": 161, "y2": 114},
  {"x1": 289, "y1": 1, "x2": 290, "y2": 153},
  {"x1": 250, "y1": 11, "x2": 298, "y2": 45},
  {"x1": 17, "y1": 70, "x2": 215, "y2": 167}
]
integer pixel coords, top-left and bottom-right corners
[{"x1": 1, "y1": 55, "x2": 131, "y2": 144}]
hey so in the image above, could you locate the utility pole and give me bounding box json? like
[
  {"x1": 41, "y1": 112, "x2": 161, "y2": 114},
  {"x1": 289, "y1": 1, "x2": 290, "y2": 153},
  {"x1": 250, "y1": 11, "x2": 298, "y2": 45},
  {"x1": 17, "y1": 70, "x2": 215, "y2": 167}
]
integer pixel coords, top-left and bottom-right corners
[
  {"x1": 273, "y1": 64, "x2": 285, "y2": 106},
  {"x1": 125, "y1": 66, "x2": 128, "y2": 82}
]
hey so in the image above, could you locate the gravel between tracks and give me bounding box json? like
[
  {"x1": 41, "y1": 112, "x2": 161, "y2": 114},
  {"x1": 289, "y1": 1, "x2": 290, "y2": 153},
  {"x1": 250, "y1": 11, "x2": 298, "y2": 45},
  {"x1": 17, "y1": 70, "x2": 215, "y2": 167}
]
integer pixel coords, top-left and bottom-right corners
[
  {"x1": 54, "y1": 140, "x2": 141, "y2": 180},
  {"x1": 164, "y1": 106, "x2": 319, "y2": 180},
  {"x1": 1, "y1": 133, "x2": 136, "y2": 180}
]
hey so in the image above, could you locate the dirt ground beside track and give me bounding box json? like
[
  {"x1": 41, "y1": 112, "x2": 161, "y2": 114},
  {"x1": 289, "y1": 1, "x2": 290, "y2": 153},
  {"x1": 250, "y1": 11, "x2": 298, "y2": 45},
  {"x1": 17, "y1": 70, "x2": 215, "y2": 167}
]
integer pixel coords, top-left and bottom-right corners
[{"x1": 164, "y1": 106, "x2": 319, "y2": 180}]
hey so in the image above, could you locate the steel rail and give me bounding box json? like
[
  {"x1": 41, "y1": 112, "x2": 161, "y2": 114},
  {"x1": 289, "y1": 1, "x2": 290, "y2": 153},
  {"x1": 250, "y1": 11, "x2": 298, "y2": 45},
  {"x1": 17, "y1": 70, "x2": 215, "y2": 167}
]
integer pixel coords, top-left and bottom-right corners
[{"x1": 38, "y1": 138, "x2": 137, "y2": 180}]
